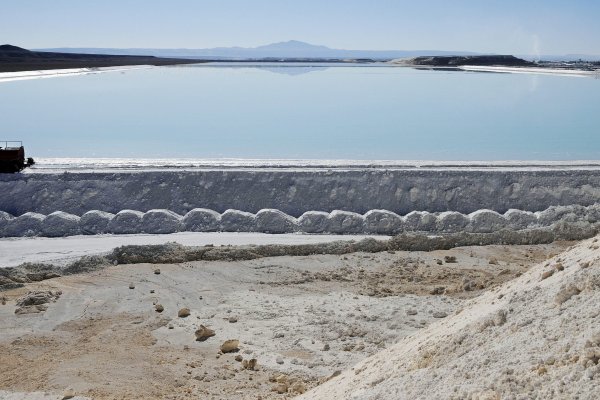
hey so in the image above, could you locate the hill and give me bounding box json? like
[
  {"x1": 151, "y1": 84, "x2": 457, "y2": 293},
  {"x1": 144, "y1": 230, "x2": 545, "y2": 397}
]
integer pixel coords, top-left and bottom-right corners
[{"x1": 0, "y1": 44, "x2": 202, "y2": 73}]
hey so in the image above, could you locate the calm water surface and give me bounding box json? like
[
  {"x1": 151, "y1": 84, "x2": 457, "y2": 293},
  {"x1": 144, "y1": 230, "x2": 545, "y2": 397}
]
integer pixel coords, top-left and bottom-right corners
[{"x1": 1, "y1": 63, "x2": 599, "y2": 160}]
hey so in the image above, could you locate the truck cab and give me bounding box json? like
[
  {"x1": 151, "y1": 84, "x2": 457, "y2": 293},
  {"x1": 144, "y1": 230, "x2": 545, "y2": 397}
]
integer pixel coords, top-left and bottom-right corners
[{"x1": 0, "y1": 141, "x2": 35, "y2": 173}]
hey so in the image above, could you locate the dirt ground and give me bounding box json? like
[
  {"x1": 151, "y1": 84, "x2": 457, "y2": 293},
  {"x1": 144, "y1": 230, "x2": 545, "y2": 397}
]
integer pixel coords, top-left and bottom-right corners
[{"x1": 0, "y1": 242, "x2": 571, "y2": 399}]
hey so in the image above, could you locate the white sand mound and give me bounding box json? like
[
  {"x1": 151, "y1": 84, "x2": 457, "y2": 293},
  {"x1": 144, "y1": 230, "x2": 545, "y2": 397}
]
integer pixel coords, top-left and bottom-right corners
[
  {"x1": 298, "y1": 211, "x2": 330, "y2": 233},
  {"x1": 301, "y1": 236, "x2": 600, "y2": 400},
  {"x1": 182, "y1": 208, "x2": 221, "y2": 232},
  {"x1": 468, "y1": 209, "x2": 507, "y2": 233},
  {"x1": 40, "y1": 211, "x2": 80, "y2": 237},
  {"x1": 329, "y1": 210, "x2": 365, "y2": 234},
  {"x1": 405, "y1": 211, "x2": 437, "y2": 231},
  {"x1": 79, "y1": 210, "x2": 114, "y2": 234},
  {"x1": 255, "y1": 208, "x2": 297, "y2": 233},
  {"x1": 364, "y1": 209, "x2": 404, "y2": 234},
  {"x1": 108, "y1": 210, "x2": 144, "y2": 234},
  {"x1": 437, "y1": 211, "x2": 470, "y2": 232},
  {"x1": 4, "y1": 212, "x2": 46, "y2": 237},
  {"x1": 220, "y1": 209, "x2": 256, "y2": 232},
  {"x1": 141, "y1": 209, "x2": 182, "y2": 234},
  {"x1": 504, "y1": 209, "x2": 537, "y2": 230}
]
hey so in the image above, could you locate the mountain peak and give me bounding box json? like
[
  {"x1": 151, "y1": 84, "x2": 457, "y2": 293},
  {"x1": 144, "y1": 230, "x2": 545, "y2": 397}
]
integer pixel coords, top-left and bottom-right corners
[{"x1": 255, "y1": 40, "x2": 331, "y2": 51}]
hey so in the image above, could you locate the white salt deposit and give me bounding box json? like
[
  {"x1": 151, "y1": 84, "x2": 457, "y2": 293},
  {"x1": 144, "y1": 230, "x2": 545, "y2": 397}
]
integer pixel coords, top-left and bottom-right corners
[
  {"x1": 297, "y1": 211, "x2": 330, "y2": 233},
  {"x1": 300, "y1": 235, "x2": 600, "y2": 399},
  {"x1": 328, "y1": 210, "x2": 365, "y2": 234},
  {"x1": 79, "y1": 210, "x2": 114, "y2": 234},
  {"x1": 40, "y1": 211, "x2": 80, "y2": 237},
  {"x1": 182, "y1": 208, "x2": 221, "y2": 232},
  {"x1": 141, "y1": 209, "x2": 182, "y2": 234},
  {"x1": 108, "y1": 210, "x2": 144, "y2": 234},
  {"x1": 255, "y1": 209, "x2": 297, "y2": 233},
  {"x1": 364, "y1": 209, "x2": 404, "y2": 234}
]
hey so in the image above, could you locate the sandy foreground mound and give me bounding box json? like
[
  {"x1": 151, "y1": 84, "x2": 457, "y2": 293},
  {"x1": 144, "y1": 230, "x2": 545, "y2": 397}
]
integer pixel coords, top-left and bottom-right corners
[
  {"x1": 0, "y1": 241, "x2": 570, "y2": 399},
  {"x1": 300, "y1": 236, "x2": 600, "y2": 400}
]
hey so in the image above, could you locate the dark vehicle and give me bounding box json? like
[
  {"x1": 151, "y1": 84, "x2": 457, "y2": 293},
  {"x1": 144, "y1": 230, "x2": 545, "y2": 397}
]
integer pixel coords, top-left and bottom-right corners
[{"x1": 0, "y1": 141, "x2": 35, "y2": 173}]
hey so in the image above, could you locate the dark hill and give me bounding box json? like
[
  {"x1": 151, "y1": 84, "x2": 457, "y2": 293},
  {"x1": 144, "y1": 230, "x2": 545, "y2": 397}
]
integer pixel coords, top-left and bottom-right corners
[
  {"x1": 0, "y1": 44, "x2": 202, "y2": 73},
  {"x1": 402, "y1": 55, "x2": 534, "y2": 67}
]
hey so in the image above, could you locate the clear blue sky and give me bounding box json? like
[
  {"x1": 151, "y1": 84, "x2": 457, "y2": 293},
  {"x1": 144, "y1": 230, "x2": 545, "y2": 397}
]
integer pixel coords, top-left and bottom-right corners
[{"x1": 2, "y1": 0, "x2": 599, "y2": 55}]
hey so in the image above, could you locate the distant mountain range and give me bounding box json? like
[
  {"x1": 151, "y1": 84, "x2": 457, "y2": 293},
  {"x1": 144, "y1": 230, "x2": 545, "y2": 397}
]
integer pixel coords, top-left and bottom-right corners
[
  {"x1": 38, "y1": 40, "x2": 480, "y2": 60},
  {"x1": 33, "y1": 40, "x2": 600, "y2": 62}
]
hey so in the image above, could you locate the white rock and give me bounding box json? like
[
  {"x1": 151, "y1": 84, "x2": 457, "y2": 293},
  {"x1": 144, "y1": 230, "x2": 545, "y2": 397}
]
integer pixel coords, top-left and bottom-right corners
[
  {"x1": 298, "y1": 211, "x2": 330, "y2": 233},
  {"x1": 255, "y1": 209, "x2": 297, "y2": 233},
  {"x1": 41, "y1": 211, "x2": 81, "y2": 237},
  {"x1": 79, "y1": 210, "x2": 114, "y2": 234},
  {"x1": 142, "y1": 209, "x2": 182, "y2": 234},
  {"x1": 328, "y1": 210, "x2": 365, "y2": 234},
  {"x1": 220, "y1": 209, "x2": 256, "y2": 232},
  {"x1": 364, "y1": 210, "x2": 403, "y2": 234},
  {"x1": 182, "y1": 208, "x2": 221, "y2": 232},
  {"x1": 108, "y1": 210, "x2": 144, "y2": 234}
]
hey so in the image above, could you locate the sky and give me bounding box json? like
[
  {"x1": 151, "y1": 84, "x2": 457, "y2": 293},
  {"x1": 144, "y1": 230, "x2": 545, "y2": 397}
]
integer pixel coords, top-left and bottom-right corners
[{"x1": 2, "y1": 0, "x2": 600, "y2": 55}]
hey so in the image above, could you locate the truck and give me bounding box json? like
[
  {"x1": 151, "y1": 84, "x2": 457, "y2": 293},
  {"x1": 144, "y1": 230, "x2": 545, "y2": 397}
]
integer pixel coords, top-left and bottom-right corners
[{"x1": 0, "y1": 141, "x2": 35, "y2": 173}]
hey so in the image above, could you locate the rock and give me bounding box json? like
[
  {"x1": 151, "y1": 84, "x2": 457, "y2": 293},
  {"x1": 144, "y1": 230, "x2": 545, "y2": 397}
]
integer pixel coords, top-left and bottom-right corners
[
  {"x1": 322, "y1": 343, "x2": 330, "y2": 351},
  {"x1": 182, "y1": 208, "x2": 221, "y2": 232},
  {"x1": 244, "y1": 358, "x2": 258, "y2": 371},
  {"x1": 142, "y1": 209, "x2": 183, "y2": 234},
  {"x1": 297, "y1": 211, "x2": 330, "y2": 233},
  {"x1": 444, "y1": 255, "x2": 457, "y2": 263},
  {"x1": 541, "y1": 270, "x2": 554, "y2": 280},
  {"x1": 228, "y1": 316, "x2": 238, "y2": 323},
  {"x1": 291, "y1": 381, "x2": 307, "y2": 394},
  {"x1": 328, "y1": 210, "x2": 365, "y2": 234},
  {"x1": 406, "y1": 309, "x2": 418, "y2": 315},
  {"x1": 220, "y1": 339, "x2": 240, "y2": 353},
  {"x1": 220, "y1": 209, "x2": 256, "y2": 232},
  {"x1": 234, "y1": 355, "x2": 243, "y2": 362},
  {"x1": 154, "y1": 268, "x2": 161, "y2": 274},
  {"x1": 155, "y1": 304, "x2": 164, "y2": 313},
  {"x1": 273, "y1": 383, "x2": 288, "y2": 394},
  {"x1": 178, "y1": 307, "x2": 191, "y2": 318},
  {"x1": 14, "y1": 290, "x2": 60, "y2": 314},
  {"x1": 108, "y1": 210, "x2": 144, "y2": 234},
  {"x1": 255, "y1": 209, "x2": 297, "y2": 233},
  {"x1": 195, "y1": 325, "x2": 216, "y2": 341},
  {"x1": 276, "y1": 356, "x2": 284, "y2": 364},
  {"x1": 79, "y1": 210, "x2": 114, "y2": 234},
  {"x1": 432, "y1": 311, "x2": 448, "y2": 318},
  {"x1": 129, "y1": 283, "x2": 135, "y2": 289},
  {"x1": 62, "y1": 388, "x2": 76, "y2": 399}
]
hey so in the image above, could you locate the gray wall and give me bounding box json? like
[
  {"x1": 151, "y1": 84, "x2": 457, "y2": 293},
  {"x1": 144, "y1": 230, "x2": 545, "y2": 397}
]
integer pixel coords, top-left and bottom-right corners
[{"x1": 1, "y1": 169, "x2": 599, "y2": 216}]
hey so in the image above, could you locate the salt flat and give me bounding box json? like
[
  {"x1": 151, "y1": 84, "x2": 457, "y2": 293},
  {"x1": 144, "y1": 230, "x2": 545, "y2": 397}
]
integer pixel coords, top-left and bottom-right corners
[{"x1": 0, "y1": 240, "x2": 570, "y2": 399}]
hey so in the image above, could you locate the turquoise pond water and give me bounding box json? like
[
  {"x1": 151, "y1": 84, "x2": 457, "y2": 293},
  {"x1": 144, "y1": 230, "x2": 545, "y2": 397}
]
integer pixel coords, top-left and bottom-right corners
[{"x1": 1, "y1": 63, "x2": 599, "y2": 160}]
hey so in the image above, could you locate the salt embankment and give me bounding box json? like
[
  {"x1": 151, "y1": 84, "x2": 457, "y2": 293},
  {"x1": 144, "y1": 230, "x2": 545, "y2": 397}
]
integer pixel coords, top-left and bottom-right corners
[
  {"x1": 2, "y1": 169, "x2": 600, "y2": 217},
  {"x1": 300, "y1": 235, "x2": 600, "y2": 400}
]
